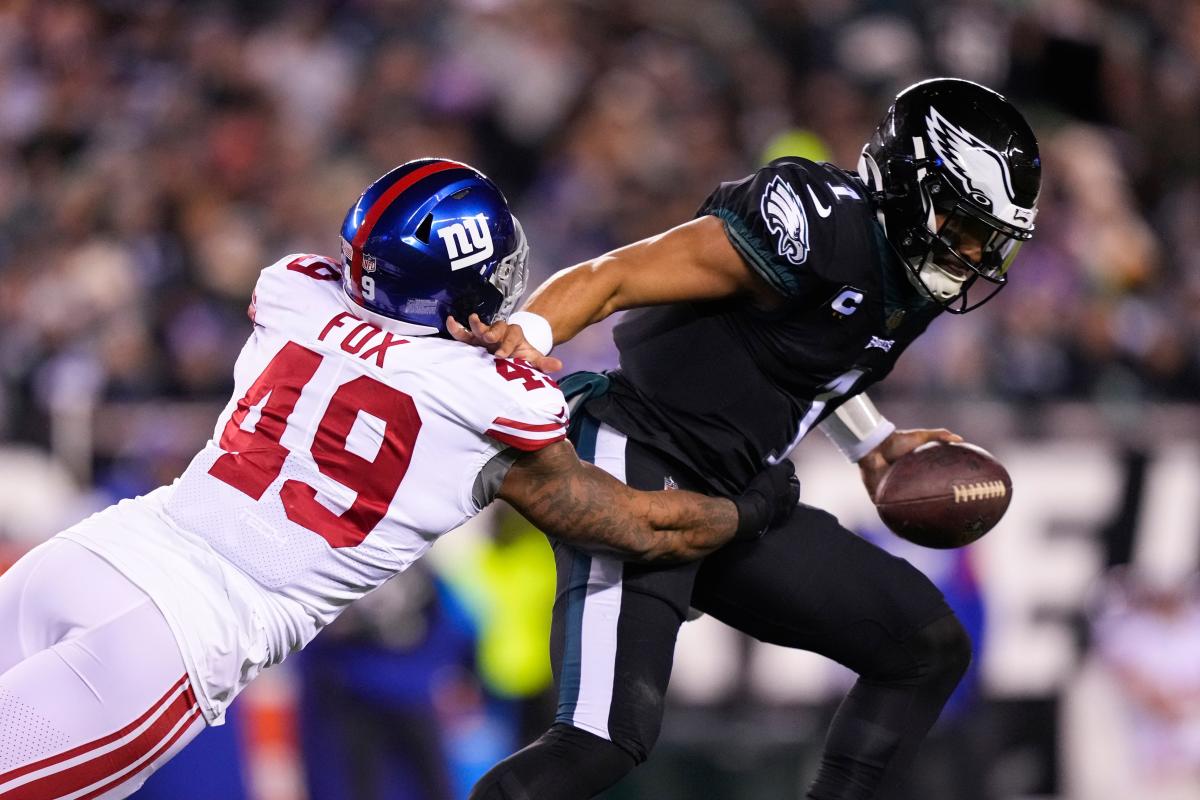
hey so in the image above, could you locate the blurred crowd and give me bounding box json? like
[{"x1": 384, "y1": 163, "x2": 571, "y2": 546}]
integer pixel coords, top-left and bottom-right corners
[
  {"x1": 1, "y1": 4, "x2": 1198, "y2": 798},
  {"x1": 1, "y1": 0, "x2": 1200, "y2": 465}
]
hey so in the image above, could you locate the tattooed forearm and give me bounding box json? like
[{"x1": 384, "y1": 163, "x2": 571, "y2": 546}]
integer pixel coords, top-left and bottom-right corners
[
  {"x1": 499, "y1": 441, "x2": 738, "y2": 563},
  {"x1": 526, "y1": 467, "x2": 738, "y2": 562}
]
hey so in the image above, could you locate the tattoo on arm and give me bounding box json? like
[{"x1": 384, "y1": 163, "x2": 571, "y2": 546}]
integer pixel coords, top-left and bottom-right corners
[{"x1": 498, "y1": 441, "x2": 737, "y2": 563}]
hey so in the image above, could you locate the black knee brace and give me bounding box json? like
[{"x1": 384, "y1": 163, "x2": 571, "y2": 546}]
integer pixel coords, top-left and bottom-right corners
[
  {"x1": 808, "y1": 613, "x2": 972, "y2": 800},
  {"x1": 469, "y1": 723, "x2": 637, "y2": 800},
  {"x1": 892, "y1": 609, "x2": 973, "y2": 688}
]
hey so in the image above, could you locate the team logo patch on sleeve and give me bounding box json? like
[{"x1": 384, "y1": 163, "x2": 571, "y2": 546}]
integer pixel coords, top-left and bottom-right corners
[{"x1": 760, "y1": 176, "x2": 810, "y2": 265}]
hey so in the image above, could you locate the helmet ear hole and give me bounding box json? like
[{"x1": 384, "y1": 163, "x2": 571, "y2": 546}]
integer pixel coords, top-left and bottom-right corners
[
  {"x1": 415, "y1": 213, "x2": 433, "y2": 244},
  {"x1": 928, "y1": 180, "x2": 956, "y2": 214}
]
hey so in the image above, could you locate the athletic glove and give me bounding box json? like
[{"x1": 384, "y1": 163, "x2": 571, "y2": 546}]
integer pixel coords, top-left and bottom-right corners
[{"x1": 732, "y1": 460, "x2": 800, "y2": 540}]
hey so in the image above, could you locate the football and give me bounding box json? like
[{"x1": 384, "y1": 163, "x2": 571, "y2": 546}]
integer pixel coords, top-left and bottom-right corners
[{"x1": 873, "y1": 441, "x2": 1012, "y2": 549}]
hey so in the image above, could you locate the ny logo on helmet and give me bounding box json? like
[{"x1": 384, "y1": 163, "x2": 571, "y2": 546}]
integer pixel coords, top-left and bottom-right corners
[{"x1": 438, "y1": 214, "x2": 495, "y2": 271}]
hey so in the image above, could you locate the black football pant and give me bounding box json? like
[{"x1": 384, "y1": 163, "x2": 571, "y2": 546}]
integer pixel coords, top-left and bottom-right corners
[{"x1": 470, "y1": 415, "x2": 971, "y2": 800}]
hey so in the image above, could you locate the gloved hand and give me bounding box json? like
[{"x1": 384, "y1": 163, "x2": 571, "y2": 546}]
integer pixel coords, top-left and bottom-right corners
[{"x1": 732, "y1": 460, "x2": 800, "y2": 540}]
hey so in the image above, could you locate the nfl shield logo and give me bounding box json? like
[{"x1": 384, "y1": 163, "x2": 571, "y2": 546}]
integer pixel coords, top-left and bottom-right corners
[{"x1": 363, "y1": 254, "x2": 377, "y2": 273}]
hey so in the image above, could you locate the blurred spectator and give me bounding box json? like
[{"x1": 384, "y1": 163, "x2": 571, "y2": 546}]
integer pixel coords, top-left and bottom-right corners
[
  {"x1": 440, "y1": 504, "x2": 559, "y2": 742},
  {"x1": 1063, "y1": 567, "x2": 1200, "y2": 800},
  {"x1": 295, "y1": 561, "x2": 484, "y2": 800}
]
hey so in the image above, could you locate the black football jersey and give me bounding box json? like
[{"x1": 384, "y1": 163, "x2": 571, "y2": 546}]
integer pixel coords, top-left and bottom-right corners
[{"x1": 586, "y1": 157, "x2": 944, "y2": 494}]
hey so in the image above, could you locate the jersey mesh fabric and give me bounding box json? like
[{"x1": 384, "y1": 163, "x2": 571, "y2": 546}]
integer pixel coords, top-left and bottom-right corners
[
  {"x1": 0, "y1": 686, "x2": 70, "y2": 773},
  {"x1": 167, "y1": 473, "x2": 315, "y2": 589}
]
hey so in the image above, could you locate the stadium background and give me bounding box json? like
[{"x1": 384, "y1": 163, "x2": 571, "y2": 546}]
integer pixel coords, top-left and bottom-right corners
[{"x1": 1, "y1": 0, "x2": 1199, "y2": 798}]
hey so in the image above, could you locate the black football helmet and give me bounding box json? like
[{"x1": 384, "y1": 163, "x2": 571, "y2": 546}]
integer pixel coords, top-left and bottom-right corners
[{"x1": 858, "y1": 78, "x2": 1041, "y2": 312}]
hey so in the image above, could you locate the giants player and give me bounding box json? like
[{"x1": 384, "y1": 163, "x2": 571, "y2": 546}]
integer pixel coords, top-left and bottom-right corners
[{"x1": 0, "y1": 159, "x2": 799, "y2": 799}]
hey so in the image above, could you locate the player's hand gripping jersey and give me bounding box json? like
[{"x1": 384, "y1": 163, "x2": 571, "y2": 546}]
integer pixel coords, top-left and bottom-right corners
[{"x1": 61, "y1": 255, "x2": 566, "y2": 723}]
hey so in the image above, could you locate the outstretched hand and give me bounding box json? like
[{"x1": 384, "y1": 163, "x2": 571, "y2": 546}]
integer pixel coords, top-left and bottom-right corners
[
  {"x1": 447, "y1": 313, "x2": 563, "y2": 373},
  {"x1": 858, "y1": 428, "x2": 963, "y2": 502}
]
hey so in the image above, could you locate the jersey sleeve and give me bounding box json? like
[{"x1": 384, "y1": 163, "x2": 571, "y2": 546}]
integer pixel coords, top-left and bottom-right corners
[
  {"x1": 249, "y1": 253, "x2": 342, "y2": 329},
  {"x1": 482, "y1": 358, "x2": 569, "y2": 452},
  {"x1": 697, "y1": 158, "x2": 838, "y2": 299},
  {"x1": 451, "y1": 355, "x2": 568, "y2": 513}
]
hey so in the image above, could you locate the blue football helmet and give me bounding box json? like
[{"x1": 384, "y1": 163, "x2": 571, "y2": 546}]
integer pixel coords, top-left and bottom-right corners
[{"x1": 340, "y1": 158, "x2": 529, "y2": 335}]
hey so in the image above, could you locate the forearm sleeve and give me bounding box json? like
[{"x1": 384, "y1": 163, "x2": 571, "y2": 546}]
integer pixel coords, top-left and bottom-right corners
[{"x1": 819, "y1": 394, "x2": 895, "y2": 462}]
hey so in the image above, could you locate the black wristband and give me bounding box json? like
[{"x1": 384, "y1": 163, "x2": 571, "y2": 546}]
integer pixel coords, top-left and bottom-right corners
[
  {"x1": 732, "y1": 460, "x2": 800, "y2": 540},
  {"x1": 733, "y1": 492, "x2": 772, "y2": 540}
]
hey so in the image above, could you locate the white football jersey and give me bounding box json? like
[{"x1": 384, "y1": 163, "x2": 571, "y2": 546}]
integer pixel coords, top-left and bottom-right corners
[{"x1": 61, "y1": 254, "x2": 566, "y2": 723}]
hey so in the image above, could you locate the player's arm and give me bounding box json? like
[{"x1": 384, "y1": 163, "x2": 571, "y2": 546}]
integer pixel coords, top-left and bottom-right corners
[
  {"x1": 523, "y1": 216, "x2": 781, "y2": 341},
  {"x1": 448, "y1": 216, "x2": 780, "y2": 367},
  {"x1": 819, "y1": 392, "x2": 962, "y2": 500},
  {"x1": 496, "y1": 440, "x2": 798, "y2": 563}
]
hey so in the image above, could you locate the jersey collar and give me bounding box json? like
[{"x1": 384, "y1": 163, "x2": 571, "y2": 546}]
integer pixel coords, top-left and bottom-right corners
[{"x1": 870, "y1": 218, "x2": 939, "y2": 331}]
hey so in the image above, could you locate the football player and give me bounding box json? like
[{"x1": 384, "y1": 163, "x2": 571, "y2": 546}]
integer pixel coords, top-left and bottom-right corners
[
  {"x1": 459, "y1": 79, "x2": 1042, "y2": 799},
  {"x1": 0, "y1": 159, "x2": 800, "y2": 800}
]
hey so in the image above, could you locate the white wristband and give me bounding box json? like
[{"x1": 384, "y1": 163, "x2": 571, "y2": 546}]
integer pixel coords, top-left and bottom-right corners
[
  {"x1": 507, "y1": 311, "x2": 554, "y2": 355},
  {"x1": 819, "y1": 394, "x2": 895, "y2": 462}
]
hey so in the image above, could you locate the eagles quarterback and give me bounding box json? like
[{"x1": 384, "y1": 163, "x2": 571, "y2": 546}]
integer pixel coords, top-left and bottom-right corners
[
  {"x1": 0, "y1": 159, "x2": 801, "y2": 800},
  {"x1": 460, "y1": 78, "x2": 1042, "y2": 799}
]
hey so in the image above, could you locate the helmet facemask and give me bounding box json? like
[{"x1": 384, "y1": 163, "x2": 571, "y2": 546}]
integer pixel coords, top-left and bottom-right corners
[
  {"x1": 899, "y1": 171, "x2": 1029, "y2": 313},
  {"x1": 486, "y1": 216, "x2": 529, "y2": 322}
]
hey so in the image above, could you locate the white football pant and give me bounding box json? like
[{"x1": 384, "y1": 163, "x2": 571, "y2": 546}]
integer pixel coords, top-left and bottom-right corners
[{"x1": 0, "y1": 538, "x2": 205, "y2": 799}]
